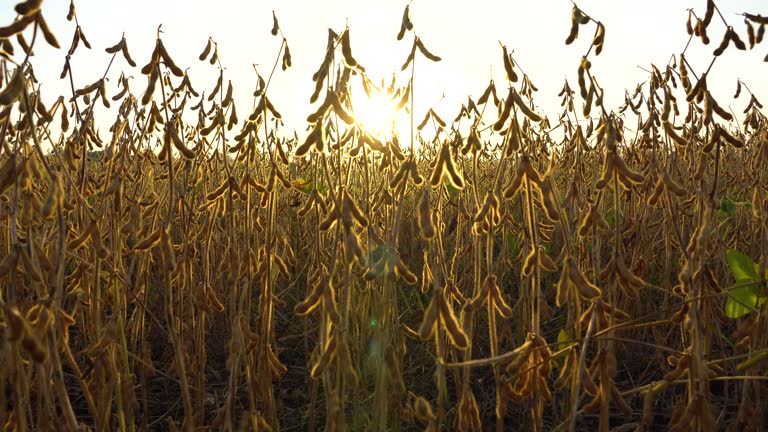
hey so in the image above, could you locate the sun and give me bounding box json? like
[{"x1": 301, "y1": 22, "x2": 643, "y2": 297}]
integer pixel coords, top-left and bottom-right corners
[{"x1": 350, "y1": 81, "x2": 408, "y2": 139}]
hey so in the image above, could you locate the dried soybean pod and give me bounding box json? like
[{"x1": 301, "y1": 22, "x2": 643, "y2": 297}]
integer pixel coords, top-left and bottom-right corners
[
  {"x1": 584, "y1": 84, "x2": 595, "y2": 117},
  {"x1": 565, "y1": 6, "x2": 580, "y2": 45},
  {"x1": 141, "y1": 66, "x2": 159, "y2": 105},
  {"x1": 415, "y1": 38, "x2": 441, "y2": 62},
  {"x1": 702, "y1": 0, "x2": 715, "y2": 27},
  {"x1": 493, "y1": 88, "x2": 513, "y2": 131},
  {"x1": 521, "y1": 249, "x2": 537, "y2": 277},
  {"x1": 664, "y1": 122, "x2": 687, "y2": 147},
  {"x1": 417, "y1": 187, "x2": 435, "y2": 239},
  {"x1": 413, "y1": 396, "x2": 435, "y2": 422},
  {"x1": 340, "y1": 29, "x2": 357, "y2": 68},
  {"x1": 78, "y1": 26, "x2": 92, "y2": 49},
  {"x1": 418, "y1": 297, "x2": 438, "y2": 340},
  {"x1": 464, "y1": 278, "x2": 489, "y2": 312},
  {"x1": 613, "y1": 152, "x2": 644, "y2": 184},
  {"x1": 594, "y1": 153, "x2": 615, "y2": 190},
  {"x1": 502, "y1": 44, "x2": 518, "y2": 82},
  {"x1": 647, "y1": 175, "x2": 665, "y2": 206},
  {"x1": 296, "y1": 190, "x2": 318, "y2": 217},
  {"x1": 90, "y1": 224, "x2": 109, "y2": 260},
  {"x1": 310, "y1": 333, "x2": 337, "y2": 378},
  {"x1": 746, "y1": 20, "x2": 756, "y2": 48},
  {"x1": 512, "y1": 90, "x2": 542, "y2": 122},
  {"x1": 319, "y1": 204, "x2": 339, "y2": 232},
  {"x1": 477, "y1": 80, "x2": 496, "y2": 106},
  {"x1": 199, "y1": 38, "x2": 212, "y2": 61},
  {"x1": 663, "y1": 171, "x2": 687, "y2": 197},
  {"x1": 0, "y1": 14, "x2": 35, "y2": 39},
  {"x1": 282, "y1": 41, "x2": 292, "y2": 70},
  {"x1": 702, "y1": 126, "x2": 719, "y2": 153},
  {"x1": 407, "y1": 159, "x2": 424, "y2": 185},
  {"x1": 577, "y1": 56, "x2": 590, "y2": 98},
  {"x1": 41, "y1": 173, "x2": 63, "y2": 218},
  {"x1": 206, "y1": 179, "x2": 229, "y2": 202},
  {"x1": 271, "y1": 11, "x2": 280, "y2": 36},
  {"x1": 294, "y1": 279, "x2": 324, "y2": 315},
  {"x1": 489, "y1": 278, "x2": 514, "y2": 318},
  {"x1": 15, "y1": 0, "x2": 43, "y2": 17},
  {"x1": 429, "y1": 145, "x2": 448, "y2": 187},
  {"x1": 416, "y1": 110, "x2": 431, "y2": 131},
  {"x1": 431, "y1": 110, "x2": 446, "y2": 128},
  {"x1": 503, "y1": 161, "x2": 526, "y2": 199},
  {"x1": 67, "y1": 222, "x2": 95, "y2": 250},
  {"x1": 134, "y1": 227, "x2": 163, "y2": 251},
  {"x1": 397, "y1": 5, "x2": 413, "y2": 40},
  {"x1": 168, "y1": 124, "x2": 195, "y2": 160},
  {"x1": 209, "y1": 71, "x2": 223, "y2": 101},
  {"x1": 719, "y1": 126, "x2": 744, "y2": 148},
  {"x1": 474, "y1": 192, "x2": 494, "y2": 223},
  {"x1": 729, "y1": 27, "x2": 746, "y2": 50},
  {"x1": 442, "y1": 144, "x2": 464, "y2": 189},
  {"x1": 401, "y1": 40, "x2": 417, "y2": 71},
  {"x1": 437, "y1": 295, "x2": 468, "y2": 349},
  {"x1": 343, "y1": 192, "x2": 368, "y2": 227},
  {"x1": 36, "y1": 14, "x2": 60, "y2": 49},
  {"x1": 389, "y1": 161, "x2": 409, "y2": 189},
  {"x1": 615, "y1": 255, "x2": 644, "y2": 290},
  {"x1": 664, "y1": 354, "x2": 690, "y2": 382},
  {"x1": 222, "y1": 80, "x2": 233, "y2": 107},
  {"x1": 67, "y1": 0, "x2": 76, "y2": 20},
  {"x1": 569, "y1": 262, "x2": 601, "y2": 299},
  {"x1": 0, "y1": 69, "x2": 25, "y2": 106},
  {"x1": 395, "y1": 258, "x2": 418, "y2": 284},
  {"x1": 538, "y1": 248, "x2": 558, "y2": 272},
  {"x1": 593, "y1": 22, "x2": 605, "y2": 56},
  {"x1": 97, "y1": 79, "x2": 110, "y2": 108},
  {"x1": 713, "y1": 31, "x2": 730, "y2": 56},
  {"x1": 540, "y1": 182, "x2": 561, "y2": 221}
]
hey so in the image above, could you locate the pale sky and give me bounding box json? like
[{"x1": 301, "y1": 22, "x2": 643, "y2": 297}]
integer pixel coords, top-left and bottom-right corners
[{"x1": 3, "y1": 0, "x2": 766, "y2": 141}]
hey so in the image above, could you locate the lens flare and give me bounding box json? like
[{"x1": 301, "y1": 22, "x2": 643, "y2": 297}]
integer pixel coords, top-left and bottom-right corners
[{"x1": 350, "y1": 85, "x2": 407, "y2": 138}]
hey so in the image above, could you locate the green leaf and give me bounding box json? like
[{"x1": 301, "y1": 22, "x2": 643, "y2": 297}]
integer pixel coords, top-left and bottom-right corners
[
  {"x1": 726, "y1": 249, "x2": 759, "y2": 281},
  {"x1": 723, "y1": 250, "x2": 768, "y2": 318},
  {"x1": 557, "y1": 329, "x2": 575, "y2": 351},
  {"x1": 736, "y1": 349, "x2": 768, "y2": 372},
  {"x1": 291, "y1": 178, "x2": 328, "y2": 195},
  {"x1": 506, "y1": 233, "x2": 518, "y2": 257},
  {"x1": 725, "y1": 283, "x2": 767, "y2": 319},
  {"x1": 444, "y1": 180, "x2": 461, "y2": 195},
  {"x1": 314, "y1": 181, "x2": 328, "y2": 195},
  {"x1": 553, "y1": 329, "x2": 575, "y2": 369},
  {"x1": 719, "y1": 195, "x2": 736, "y2": 217},
  {"x1": 292, "y1": 179, "x2": 313, "y2": 195}
]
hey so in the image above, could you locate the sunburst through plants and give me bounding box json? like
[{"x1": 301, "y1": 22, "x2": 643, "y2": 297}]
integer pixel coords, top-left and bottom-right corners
[
  {"x1": 0, "y1": 1, "x2": 767, "y2": 432},
  {"x1": 350, "y1": 79, "x2": 408, "y2": 138}
]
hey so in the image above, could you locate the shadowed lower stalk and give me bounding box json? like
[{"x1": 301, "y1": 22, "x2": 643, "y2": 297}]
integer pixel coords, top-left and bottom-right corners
[{"x1": 523, "y1": 174, "x2": 544, "y2": 431}]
